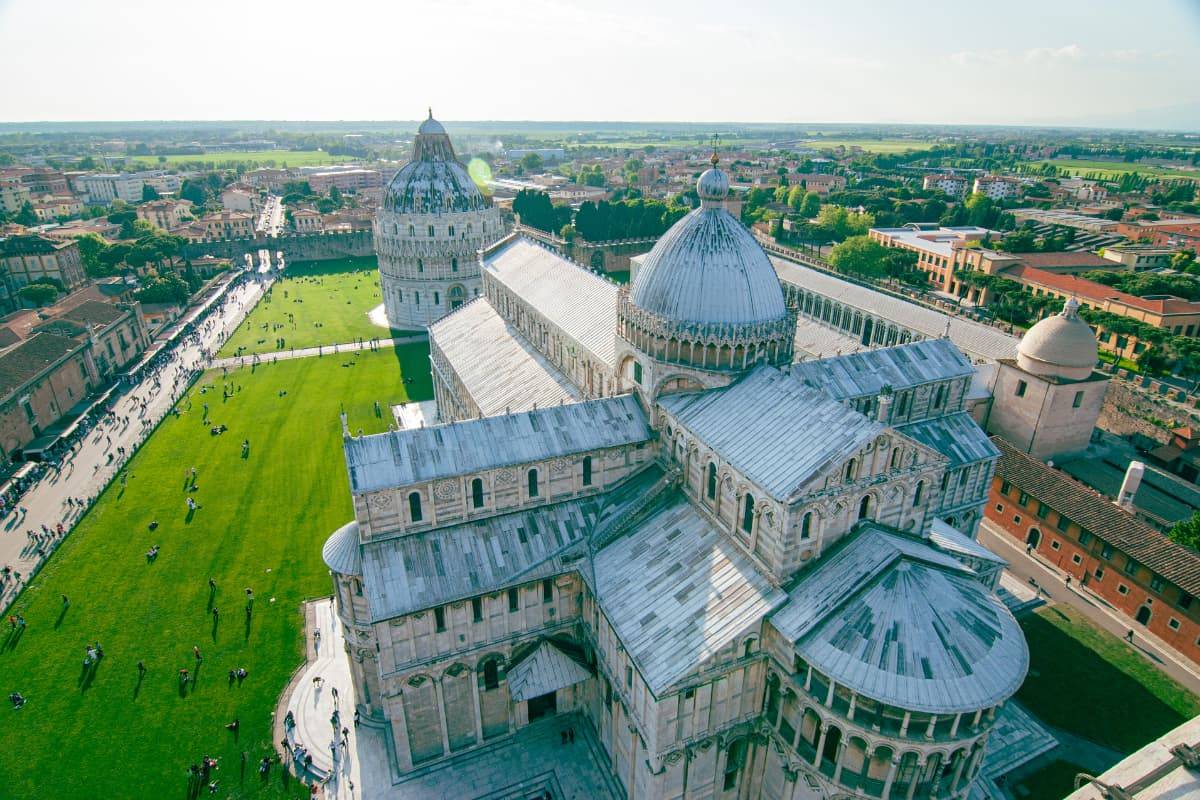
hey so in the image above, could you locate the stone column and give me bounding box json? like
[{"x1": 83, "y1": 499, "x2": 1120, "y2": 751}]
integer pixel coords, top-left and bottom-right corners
[
  {"x1": 831, "y1": 740, "x2": 847, "y2": 784},
  {"x1": 899, "y1": 712, "x2": 911, "y2": 737},
  {"x1": 925, "y1": 715, "x2": 937, "y2": 739},
  {"x1": 434, "y1": 677, "x2": 451, "y2": 756},
  {"x1": 812, "y1": 723, "x2": 827, "y2": 769},
  {"x1": 471, "y1": 672, "x2": 484, "y2": 745},
  {"x1": 906, "y1": 756, "x2": 926, "y2": 800},
  {"x1": 882, "y1": 756, "x2": 899, "y2": 800},
  {"x1": 950, "y1": 750, "x2": 968, "y2": 795}
]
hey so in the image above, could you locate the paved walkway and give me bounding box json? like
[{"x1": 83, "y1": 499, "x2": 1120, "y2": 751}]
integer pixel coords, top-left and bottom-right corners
[
  {"x1": 285, "y1": 598, "x2": 622, "y2": 800},
  {"x1": 210, "y1": 333, "x2": 428, "y2": 370},
  {"x1": 979, "y1": 520, "x2": 1200, "y2": 694},
  {"x1": 0, "y1": 276, "x2": 268, "y2": 608}
]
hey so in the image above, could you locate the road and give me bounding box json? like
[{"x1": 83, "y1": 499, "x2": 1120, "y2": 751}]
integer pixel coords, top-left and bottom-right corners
[
  {"x1": 256, "y1": 194, "x2": 284, "y2": 237},
  {"x1": 979, "y1": 519, "x2": 1200, "y2": 695},
  {"x1": 0, "y1": 273, "x2": 270, "y2": 608}
]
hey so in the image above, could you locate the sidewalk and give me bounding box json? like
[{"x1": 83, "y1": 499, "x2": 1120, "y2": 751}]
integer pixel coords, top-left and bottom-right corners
[
  {"x1": 0, "y1": 278, "x2": 267, "y2": 609},
  {"x1": 210, "y1": 333, "x2": 428, "y2": 370},
  {"x1": 979, "y1": 519, "x2": 1200, "y2": 694}
]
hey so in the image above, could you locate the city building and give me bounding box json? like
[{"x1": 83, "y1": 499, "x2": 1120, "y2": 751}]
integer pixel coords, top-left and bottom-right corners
[
  {"x1": 0, "y1": 235, "x2": 89, "y2": 295},
  {"x1": 792, "y1": 173, "x2": 846, "y2": 195},
  {"x1": 0, "y1": 291, "x2": 150, "y2": 460},
  {"x1": 922, "y1": 174, "x2": 970, "y2": 198},
  {"x1": 972, "y1": 176, "x2": 1021, "y2": 201},
  {"x1": 0, "y1": 175, "x2": 31, "y2": 214},
  {"x1": 290, "y1": 207, "x2": 323, "y2": 233},
  {"x1": 74, "y1": 170, "x2": 181, "y2": 205},
  {"x1": 42, "y1": 217, "x2": 123, "y2": 242},
  {"x1": 306, "y1": 168, "x2": 382, "y2": 195},
  {"x1": 30, "y1": 195, "x2": 84, "y2": 222},
  {"x1": 219, "y1": 186, "x2": 259, "y2": 213},
  {"x1": 182, "y1": 210, "x2": 255, "y2": 241},
  {"x1": 136, "y1": 198, "x2": 194, "y2": 231},
  {"x1": 323, "y1": 156, "x2": 1027, "y2": 800},
  {"x1": 868, "y1": 224, "x2": 997, "y2": 291},
  {"x1": 374, "y1": 111, "x2": 506, "y2": 328},
  {"x1": 983, "y1": 298, "x2": 1110, "y2": 461},
  {"x1": 1012, "y1": 208, "x2": 1120, "y2": 234},
  {"x1": 1100, "y1": 244, "x2": 1178, "y2": 271},
  {"x1": 506, "y1": 148, "x2": 566, "y2": 163},
  {"x1": 987, "y1": 437, "x2": 1200, "y2": 666}
]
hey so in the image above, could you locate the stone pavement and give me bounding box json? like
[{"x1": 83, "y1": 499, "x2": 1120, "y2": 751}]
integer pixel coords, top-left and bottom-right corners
[
  {"x1": 0, "y1": 276, "x2": 267, "y2": 608},
  {"x1": 210, "y1": 333, "x2": 428, "y2": 371},
  {"x1": 979, "y1": 520, "x2": 1200, "y2": 694},
  {"x1": 285, "y1": 598, "x2": 622, "y2": 800}
]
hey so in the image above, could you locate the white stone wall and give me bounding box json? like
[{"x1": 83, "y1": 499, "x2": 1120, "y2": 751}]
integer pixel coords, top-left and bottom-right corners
[
  {"x1": 375, "y1": 206, "x2": 505, "y2": 329},
  {"x1": 987, "y1": 363, "x2": 1109, "y2": 461}
]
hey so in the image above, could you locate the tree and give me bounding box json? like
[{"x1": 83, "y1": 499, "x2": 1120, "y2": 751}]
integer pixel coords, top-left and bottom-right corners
[
  {"x1": 179, "y1": 180, "x2": 208, "y2": 206},
  {"x1": 828, "y1": 236, "x2": 891, "y2": 279},
  {"x1": 18, "y1": 283, "x2": 59, "y2": 306},
  {"x1": 141, "y1": 183, "x2": 160, "y2": 201},
  {"x1": 786, "y1": 185, "x2": 806, "y2": 211},
  {"x1": 1170, "y1": 250, "x2": 1196, "y2": 273},
  {"x1": 520, "y1": 153, "x2": 544, "y2": 172},
  {"x1": 512, "y1": 189, "x2": 570, "y2": 234},
  {"x1": 135, "y1": 273, "x2": 191, "y2": 304},
  {"x1": 14, "y1": 202, "x2": 36, "y2": 227},
  {"x1": 998, "y1": 228, "x2": 1038, "y2": 253},
  {"x1": 1103, "y1": 206, "x2": 1125, "y2": 221},
  {"x1": 77, "y1": 233, "x2": 116, "y2": 277},
  {"x1": 799, "y1": 191, "x2": 821, "y2": 217},
  {"x1": 1169, "y1": 511, "x2": 1200, "y2": 553}
]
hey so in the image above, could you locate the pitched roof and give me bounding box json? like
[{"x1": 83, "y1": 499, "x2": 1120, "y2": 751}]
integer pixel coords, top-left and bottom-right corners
[
  {"x1": 343, "y1": 394, "x2": 652, "y2": 494},
  {"x1": 1005, "y1": 265, "x2": 1200, "y2": 316},
  {"x1": 507, "y1": 641, "x2": 592, "y2": 702},
  {"x1": 429, "y1": 298, "x2": 580, "y2": 417},
  {"x1": 0, "y1": 234, "x2": 74, "y2": 255},
  {"x1": 0, "y1": 332, "x2": 79, "y2": 405},
  {"x1": 993, "y1": 437, "x2": 1200, "y2": 595},
  {"x1": 593, "y1": 494, "x2": 786, "y2": 694},
  {"x1": 790, "y1": 338, "x2": 974, "y2": 401},
  {"x1": 483, "y1": 236, "x2": 620, "y2": 368},
  {"x1": 658, "y1": 366, "x2": 881, "y2": 501},
  {"x1": 897, "y1": 412, "x2": 1000, "y2": 467}
]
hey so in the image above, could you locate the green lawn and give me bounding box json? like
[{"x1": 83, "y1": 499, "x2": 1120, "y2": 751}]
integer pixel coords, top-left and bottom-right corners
[
  {"x1": 126, "y1": 150, "x2": 355, "y2": 169},
  {"x1": 220, "y1": 258, "x2": 411, "y2": 357},
  {"x1": 800, "y1": 138, "x2": 934, "y2": 154},
  {"x1": 1014, "y1": 759, "x2": 1090, "y2": 800},
  {"x1": 0, "y1": 346, "x2": 431, "y2": 799},
  {"x1": 1025, "y1": 158, "x2": 1200, "y2": 181},
  {"x1": 1018, "y1": 605, "x2": 1200, "y2": 753}
]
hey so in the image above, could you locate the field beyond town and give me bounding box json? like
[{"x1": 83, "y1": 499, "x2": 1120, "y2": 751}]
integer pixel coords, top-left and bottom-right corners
[
  {"x1": 0, "y1": 346, "x2": 431, "y2": 800},
  {"x1": 126, "y1": 150, "x2": 355, "y2": 169}
]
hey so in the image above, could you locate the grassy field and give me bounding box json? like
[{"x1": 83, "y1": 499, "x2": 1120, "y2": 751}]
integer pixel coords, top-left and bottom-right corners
[
  {"x1": 800, "y1": 138, "x2": 934, "y2": 154},
  {"x1": 0, "y1": 346, "x2": 431, "y2": 800},
  {"x1": 127, "y1": 150, "x2": 355, "y2": 169},
  {"x1": 1013, "y1": 759, "x2": 1090, "y2": 800},
  {"x1": 1025, "y1": 158, "x2": 1200, "y2": 180},
  {"x1": 1018, "y1": 605, "x2": 1200, "y2": 753},
  {"x1": 219, "y1": 258, "x2": 409, "y2": 357}
]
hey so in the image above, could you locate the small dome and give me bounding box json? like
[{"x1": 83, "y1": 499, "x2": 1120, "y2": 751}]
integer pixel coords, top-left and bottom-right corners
[
  {"x1": 630, "y1": 164, "x2": 787, "y2": 327},
  {"x1": 322, "y1": 521, "x2": 362, "y2": 576},
  {"x1": 381, "y1": 110, "x2": 484, "y2": 215},
  {"x1": 417, "y1": 108, "x2": 445, "y2": 135},
  {"x1": 1017, "y1": 297, "x2": 1098, "y2": 380}
]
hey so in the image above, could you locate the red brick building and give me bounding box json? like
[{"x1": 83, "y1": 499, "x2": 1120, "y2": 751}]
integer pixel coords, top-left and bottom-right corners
[{"x1": 986, "y1": 437, "x2": 1200, "y2": 665}]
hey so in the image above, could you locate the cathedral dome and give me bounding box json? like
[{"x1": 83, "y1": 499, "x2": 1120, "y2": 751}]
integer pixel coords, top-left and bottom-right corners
[
  {"x1": 382, "y1": 110, "x2": 485, "y2": 215},
  {"x1": 1017, "y1": 297, "x2": 1098, "y2": 380},
  {"x1": 629, "y1": 161, "x2": 787, "y2": 328}
]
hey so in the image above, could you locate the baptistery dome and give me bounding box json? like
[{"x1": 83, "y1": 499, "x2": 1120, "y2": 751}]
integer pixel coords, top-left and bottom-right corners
[
  {"x1": 1016, "y1": 297, "x2": 1099, "y2": 380},
  {"x1": 374, "y1": 110, "x2": 506, "y2": 329},
  {"x1": 382, "y1": 110, "x2": 486, "y2": 216}
]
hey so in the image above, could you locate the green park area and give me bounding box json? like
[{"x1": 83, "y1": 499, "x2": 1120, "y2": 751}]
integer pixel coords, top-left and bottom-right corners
[
  {"x1": 127, "y1": 150, "x2": 354, "y2": 169},
  {"x1": 1025, "y1": 158, "x2": 1200, "y2": 181},
  {"x1": 0, "y1": 345, "x2": 431, "y2": 799},
  {"x1": 219, "y1": 258, "x2": 410, "y2": 357},
  {"x1": 801, "y1": 138, "x2": 933, "y2": 154},
  {"x1": 1012, "y1": 758, "x2": 1090, "y2": 800},
  {"x1": 1017, "y1": 605, "x2": 1200, "y2": 754}
]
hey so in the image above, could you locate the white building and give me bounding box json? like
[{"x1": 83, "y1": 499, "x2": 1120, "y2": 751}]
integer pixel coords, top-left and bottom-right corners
[
  {"x1": 374, "y1": 111, "x2": 506, "y2": 329},
  {"x1": 323, "y1": 156, "x2": 1029, "y2": 800},
  {"x1": 220, "y1": 187, "x2": 259, "y2": 213},
  {"x1": 972, "y1": 176, "x2": 1021, "y2": 201},
  {"x1": 922, "y1": 174, "x2": 970, "y2": 198},
  {"x1": 75, "y1": 170, "x2": 181, "y2": 205}
]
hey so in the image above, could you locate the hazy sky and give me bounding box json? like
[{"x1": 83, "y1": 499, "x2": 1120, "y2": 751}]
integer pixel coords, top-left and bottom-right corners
[{"x1": 2, "y1": 0, "x2": 1199, "y2": 127}]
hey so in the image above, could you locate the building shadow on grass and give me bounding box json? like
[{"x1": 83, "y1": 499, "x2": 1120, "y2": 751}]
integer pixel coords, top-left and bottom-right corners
[{"x1": 1017, "y1": 612, "x2": 1191, "y2": 753}]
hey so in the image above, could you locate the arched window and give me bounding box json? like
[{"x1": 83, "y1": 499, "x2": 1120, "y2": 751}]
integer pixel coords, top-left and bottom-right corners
[
  {"x1": 408, "y1": 224, "x2": 415, "y2": 237},
  {"x1": 723, "y1": 739, "x2": 747, "y2": 791},
  {"x1": 801, "y1": 511, "x2": 813, "y2": 540},
  {"x1": 890, "y1": 448, "x2": 901, "y2": 470},
  {"x1": 448, "y1": 225, "x2": 456, "y2": 237},
  {"x1": 632, "y1": 362, "x2": 642, "y2": 385},
  {"x1": 483, "y1": 660, "x2": 499, "y2": 691},
  {"x1": 451, "y1": 257, "x2": 458, "y2": 272},
  {"x1": 706, "y1": 463, "x2": 717, "y2": 500},
  {"x1": 582, "y1": 456, "x2": 593, "y2": 487},
  {"x1": 434, "y1": 291, "x2": 440, "y2": 305},
  {"x1": 858, "y1": 495, "x2": 872, "y2": 520},
  {"x1": 417, "y1": 258, "x2": 424, "y2": 273},
  {"x1": 844, "y1": 459, "x2": 858, "y2": 482},
  {"x1": 408, "y1": 491, "x2": 423, "y2": 522},
  {"x1": 471, "y1": 478, "x2": 484, "y2": 509},
  {"x1": 427, "y1": 224, "x2": 435, "y2": 237},
  {"x1": 527, "y1": 468, "x2": 539, "y2": 498},
  {"x1": 414, "y1": 291, "x2": 420, "y2": 306},
  {"x1": 741, "y1": 493, "x2": 755, "y2": 534},
  {"x1": 933, "y1": 384, "x2": 946, "y2": 409},
  {"x1": 913, "y1": 481, "x2": 925, "y2": 507}
]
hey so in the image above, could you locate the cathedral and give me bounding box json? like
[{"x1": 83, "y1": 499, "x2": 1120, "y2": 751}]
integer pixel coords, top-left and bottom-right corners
[
  {"x1": 324, "y1": 152, "x2": 1031, "y2": 799},
  {"x1": 374, "y1": 111, "x2": 506, "y2": 329}
]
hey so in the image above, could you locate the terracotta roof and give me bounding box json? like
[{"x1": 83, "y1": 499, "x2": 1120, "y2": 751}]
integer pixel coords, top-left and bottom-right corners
[
  {"x1": 0, "y1": 234, "x2": 75, "y2": 256},
  {"x1": 0, "y1": 332, "x2": 80, "y2": 405},
  {"x1": 1005, "y1": 265, "x2": 1200, "y2": 316},
  {"x1": 993, "y1": 437, "x2": 1200, "y2": 595}
]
